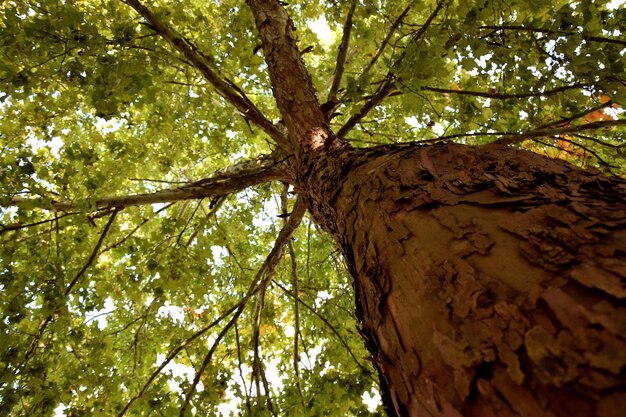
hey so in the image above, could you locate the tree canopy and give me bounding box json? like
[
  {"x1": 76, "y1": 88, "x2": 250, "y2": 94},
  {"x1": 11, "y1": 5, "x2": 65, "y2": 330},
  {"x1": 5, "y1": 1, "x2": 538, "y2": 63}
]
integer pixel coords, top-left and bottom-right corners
[{"x1": 1, "y1": 0, "x2": 625, "y2": 416}]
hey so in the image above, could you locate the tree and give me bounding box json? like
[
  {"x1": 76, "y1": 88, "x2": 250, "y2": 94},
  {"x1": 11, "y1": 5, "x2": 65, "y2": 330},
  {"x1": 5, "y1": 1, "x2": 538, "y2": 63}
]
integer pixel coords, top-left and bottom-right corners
[{"x1": 1, "y1": 0, "x2": 625, "y2": 415}]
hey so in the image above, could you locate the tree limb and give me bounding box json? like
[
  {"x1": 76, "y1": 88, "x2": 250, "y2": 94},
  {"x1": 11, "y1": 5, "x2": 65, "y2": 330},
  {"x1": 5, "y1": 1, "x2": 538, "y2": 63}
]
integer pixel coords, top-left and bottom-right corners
[
  {"x1": 246, "y1": 0, "x2": 337, "y2": 154},
  {"x1": 121, "y1": 0, "x2": 289, "y2": 148},
  {"x1": 5, "y1": 154, "x2": 289, "y2": 212}
]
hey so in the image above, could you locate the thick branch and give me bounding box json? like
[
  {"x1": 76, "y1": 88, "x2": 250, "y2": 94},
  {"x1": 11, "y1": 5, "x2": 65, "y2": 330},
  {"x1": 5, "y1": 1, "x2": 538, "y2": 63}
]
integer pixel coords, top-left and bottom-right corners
[
  {"x1": 121, "y1": 0, "x2": 288, "y2": 148},
  {"x1": 247, "y1": 0, "x2": 340, "y2": 154},
  {"x1": 6, "y1": 154, "x2": 289, "y2": 212},
  {"x1": 328, "y1": 0, "x2": 357, "y2": 104}
]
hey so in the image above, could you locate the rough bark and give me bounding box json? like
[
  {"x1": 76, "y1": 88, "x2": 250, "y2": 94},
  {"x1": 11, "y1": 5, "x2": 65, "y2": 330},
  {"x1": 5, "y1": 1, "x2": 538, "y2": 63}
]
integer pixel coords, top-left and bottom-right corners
[{"x1": 304, "y1": 142, "x2": 626, "y2": 417}]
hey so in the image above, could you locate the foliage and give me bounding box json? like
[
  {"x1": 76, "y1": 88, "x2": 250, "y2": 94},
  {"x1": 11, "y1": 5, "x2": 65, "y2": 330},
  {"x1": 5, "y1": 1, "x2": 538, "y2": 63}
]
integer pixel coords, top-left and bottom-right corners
[{"x1": 0, "y1": 0, "x2": 624, "y2": 416}]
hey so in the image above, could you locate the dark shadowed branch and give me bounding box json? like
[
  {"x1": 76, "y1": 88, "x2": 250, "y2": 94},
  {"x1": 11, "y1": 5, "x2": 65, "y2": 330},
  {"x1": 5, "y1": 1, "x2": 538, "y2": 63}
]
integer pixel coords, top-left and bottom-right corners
[
  {"x1": 328, "y1": 0, "x2": 357, "y2": 105},
  {"x1": 420, "y1": 82, "x2": 592, "y2": 99},
  {"x1": 337, "y1": 77, "x2": 396, "y2": 139},
  {"x1": 497, "y1": 119, "x2": 626, "y2": 145},
  {"x1": 545, "y1": 135, "x2": 618, "y2": 168}
]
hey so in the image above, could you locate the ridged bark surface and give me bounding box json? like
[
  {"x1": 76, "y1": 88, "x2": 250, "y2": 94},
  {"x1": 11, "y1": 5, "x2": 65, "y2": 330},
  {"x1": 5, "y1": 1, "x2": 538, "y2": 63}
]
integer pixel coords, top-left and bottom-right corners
[{"x1": 305, "y1": 142, "x2": 626, "y2": 417}]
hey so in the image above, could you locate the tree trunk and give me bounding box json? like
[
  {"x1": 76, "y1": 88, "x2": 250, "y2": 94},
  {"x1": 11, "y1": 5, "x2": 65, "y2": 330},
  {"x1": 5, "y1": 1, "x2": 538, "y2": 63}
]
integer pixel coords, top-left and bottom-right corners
[
  {"x1": 244, "y1": 2, "x2": 626, "y2": 415},
  {"x1": 304, "y1": 142, "x2": 626, "y2": 417}
]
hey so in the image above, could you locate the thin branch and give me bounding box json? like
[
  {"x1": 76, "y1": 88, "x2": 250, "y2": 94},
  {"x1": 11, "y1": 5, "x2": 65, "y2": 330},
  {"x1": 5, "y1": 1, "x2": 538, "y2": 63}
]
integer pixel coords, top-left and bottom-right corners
[
  {"x1": 185, "y1": 196, "x2": 226, "y2": 247},
  {"x1": 118, "y1": 295, "x2": 250, "y2": 416},
  {"x1": 572, "y1": 133, "x2": 625, "y2": 149},
  {"x1": 249, "y1": 288, "x2": 277, "y2": 416},
  {"x1": 178, "y1": 303, "x2": 247, "y2": 417},
  {"x1": 420, "y1": 82, "x2": 590, "y2": 99},
  {"x1": 235, "y1": 323, "x2": 252, "y2": 416},
  {"x1": 64, "y1": 209, "x2": 120, "y2": 296},
  {"x1": 480, "y1": 25, "x2": 626, "y2": 47},
  {"x1": 497, "y1": 119, "x2": 626, "y2": 145},
  {"x1": 534, "y1": 100, "x2": 617, "y2": 130},
  {"x1": 403, "y1": 0, "x2": 445, "y2": 47},
  {"x1": 357, "y1": 3, "x2": 412, "y2": 85},
  {"x1": 251, "y1": 288, "x2": 265, "y2": 398},
  {"x1": 0, "y1": 211, "x2": 80, "y2": 235},
  {"x1": 546, "y1": 135, "x2": 617, "y2": 168},
  {"x1": 272, "y1": 280, "x2": 376, "y2": 383},
  {"x1": 18, "y1": 210, "x2": 119, "y2": 376},
  {"x1": 176, "y1": 199, "x2": 203, "y2": 245},
  {"x1": 328, "y1": 0, "x2": 357, "y2": 104},
  {"x1": 337, "y1": 77, "x2": 396, "y2": 139},
  {"x1": 337, "y1": 1, "x2": 445, "y2": 139},
  {"x1": 6, "y1": 154, "x2": 289, "y2": 212},
  {"x1": 101, "y1": 203, "x2": 175, "y2": 253},
  {"x1": 121, "y1": 0, "x2": 288, "y2": 148},
  {"x1": 280, "y1": 185, "x2": 305, "y2": 404},
  {"x1": 178, "y1": 197, "x2": 306, "y2": 416}
]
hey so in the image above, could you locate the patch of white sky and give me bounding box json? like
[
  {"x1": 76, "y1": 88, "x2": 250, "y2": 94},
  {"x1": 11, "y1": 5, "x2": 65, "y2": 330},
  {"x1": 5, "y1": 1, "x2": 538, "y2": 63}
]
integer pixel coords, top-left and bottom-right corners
[{"x1": 307, "y1": 15, "x2": 338, "y2": 50}]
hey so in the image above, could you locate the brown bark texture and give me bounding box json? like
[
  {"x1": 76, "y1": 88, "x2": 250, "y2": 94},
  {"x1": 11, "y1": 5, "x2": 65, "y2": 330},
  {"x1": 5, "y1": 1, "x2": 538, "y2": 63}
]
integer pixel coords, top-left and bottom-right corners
[{"x1": 304, "y1": 142, "x2": 626, "y2": 417}]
